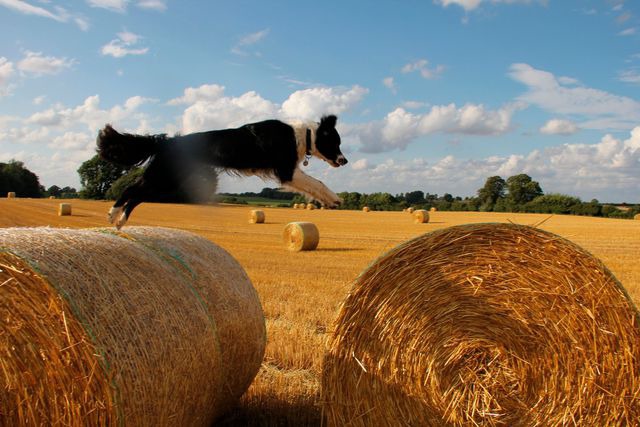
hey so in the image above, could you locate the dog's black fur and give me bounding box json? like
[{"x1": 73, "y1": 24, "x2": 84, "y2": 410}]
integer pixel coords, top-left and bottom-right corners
[{"x1": 97, "y1": 115, "x2": 347, "y2": 228}]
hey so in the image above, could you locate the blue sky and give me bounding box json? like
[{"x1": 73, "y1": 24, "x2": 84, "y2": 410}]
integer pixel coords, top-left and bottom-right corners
[{"x1": 1, "y1": 0, "x2": 639, "y2": 202}]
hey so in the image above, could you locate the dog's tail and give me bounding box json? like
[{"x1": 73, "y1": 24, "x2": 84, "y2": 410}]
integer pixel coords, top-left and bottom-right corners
[{"x1": 96, "y1": 124, "x2": 167, "y2": 167}]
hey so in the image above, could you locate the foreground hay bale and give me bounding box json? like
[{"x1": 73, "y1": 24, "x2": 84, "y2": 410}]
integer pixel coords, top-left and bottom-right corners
[
  {"x1": 249, "y1": 209, "x2": 265, "y2": 223},
  {"x1": 323, "y1": 223, "x2": 640, "y2": 426},
  {"x1": 6, "y1": 192, "x2": 15, "y2": 198},
  {"x1": 0, "y1": 226, "x2": 266, "y2": 426},
  {"x1": 58, "y1": 203, "x2": 72, "y2": 216},
  {"x1": 283, "y1": 222, "x2": 319, "y2": 251},
  {"x1": 413, "y1": 209, "x2": 429, "y2": 223}
]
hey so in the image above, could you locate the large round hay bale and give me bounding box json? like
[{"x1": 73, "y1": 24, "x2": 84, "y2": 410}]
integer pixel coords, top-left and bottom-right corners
[
  {"x1": 362, "y1": 206, "x2": 370, "y2": 212},
  {"x1": 6, "y1": 192, "x2": 15, "y2": 198},
  {"x1": 58, "y1": 203, "x2": 72, "y2": 216},
  {"x1": 413, "y1": 209, "x2": 429, "y2": 223},
  {"x1": 323, "y1": 223, "x2": 640, "y2": 426},
  {"x1": 249, "y1": 209, "x2": 265, "y2": 224},
  {"x1": 283, "y1": 222, "x2": 319, "y2": 251},
  {"x1": 0, "y1": 226, "x2": 266, "y2": 426}
]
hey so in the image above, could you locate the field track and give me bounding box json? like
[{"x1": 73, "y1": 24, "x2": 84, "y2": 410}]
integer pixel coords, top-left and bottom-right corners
[{"x1": 2, "y1": 198, "x2": 639, "y2": 425}]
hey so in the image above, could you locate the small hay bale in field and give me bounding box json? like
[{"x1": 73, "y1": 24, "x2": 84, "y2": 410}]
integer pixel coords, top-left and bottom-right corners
[
  {"x1": 306, "y1": 203, "x2": 316, "y2": 210},
  {"x1": 322, "y1": 223, "x2": 640, "y2": 427},
  {"x1": 635, "y1": 213, "x2": 640, "y2": 220},
  {"x1": 48, "y1": 195, "x2": 55, "y2": 199},
  {"x1": 362, "y1": 206, "x2": 370, "y2": 212},
  {"x1": 283, "y1": 222, "x2": 319, "y2": 251},
  {"x1": 406, "y1": 207, "x2": 414, "y2": 214},
  {"x1": 58, "y1": 203, "x2": 72, "y2": 216},
  {"x1": 6, "y1": 192, "x2": 15, "y2": 198},
  {"x1": 430, "y1": 206, "x2": 437, "y2": 212},
  {"x1": 249, "y1": 209, "x2": 265, "y2": 224},
  {"x1": 0, "y1": 226, "x2": 265, "y2": 426},
  {"x1": 293, "y1": 203, "x2": 300, "y2": 209},
  {"x1": 413, "y1": 209, "x2": 429, "y2": 223}
]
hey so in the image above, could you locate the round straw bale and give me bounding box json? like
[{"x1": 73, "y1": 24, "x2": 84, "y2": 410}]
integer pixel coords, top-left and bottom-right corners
[
  {"x1": 362, "y1": 206, "x2": 370, "y2": 212},
  {"x1": 407, "y1": 207, "x2": 414, "y2": 214},
  {"x1": 249, "y1": 209, "x2": 265, "y2": 223},
  {"x1": 413, "y1": 209, "x2": 429, "y2": 223},
  {"x1": 306, "y1": 203, "x2": 316, "y2": 210},
  {"x1": 323, "y1": 223, "x2": 640, "y2": 427},
  {"x1": 6, "y1": 192, "x2": 15, "y2": 198},
  {"x1": 635, "y1": 213, "x2": 640, "y2": 220},
  {"x1": 430, "y1": 206, "x2": 437, "y2": 212},
  {"x1": 58, "y1": 203, "x2": 72, "y2": 216},
  {"x1": 0, "y1": 226, "x2": 265, "y2": 426},
  {"x1": 49, "y1": 195, "x2": 55, "y2": 199},
  {"x1": 283, "y1": 222, "x2": 319, "y2": 251}
]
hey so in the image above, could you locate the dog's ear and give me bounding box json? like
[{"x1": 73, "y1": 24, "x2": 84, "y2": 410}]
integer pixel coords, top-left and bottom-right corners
[{"x1": 320, "y1": 115, "x2": 337, "y2": 129}]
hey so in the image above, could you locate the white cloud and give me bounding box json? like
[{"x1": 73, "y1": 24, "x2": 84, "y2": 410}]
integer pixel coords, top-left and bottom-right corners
[
  {"x1": 0, "y1": 1, "x2": 89, "y2": 30},
  {"x1": 540, "y1": 119, "x2": 579, "y2": 135},
  {"x1": 280, "y1": 86, "x2": 368, "y2": 121},
  {"x1": 33, "y1": 95, "x2": 45, "y2": 105},
  {"x1": 434, "y1": 0, "x2": 544, "y2": 12},
  {"x1": 0, "y1": 57, "x2": 15, "y2": 96},
  {"x1": 167, "y1": 84, "x2": 226, "y2": 106},
  {"x1": 402, "y1": 101, "x2": 426, "y2": 109},
  {"x1": 231, "y1": 28, "x2": 270, "y2": 55},
  {"x1": 509, "y1": 63, "x2": 640, "y2": 130},
  {"x1": 49, "y1": 131, "x2": 92, "y2": 150},
  {"x1": 401, "y1": 59, "x2": 445, "y2": 79},
  {"x1": 86, "y1": 0, "x2": 128, "y2": 12},
  {"x1": 136, "y1": 0, "x2": 166, "y2": 11},
  {"x1": 351, "y1": 158, "x2": 370, "y2": 171},
  {"x1": 17, "y1": 51, "x2": 75, "y2": 76},
  {"x1": 619, "y1": 69, "x2": 640, "y2": 84},
  {"x1": 618, "y1": 27, "x2": 637, "y2": 36},
  {"x1": 101, "y1": 31, "x2": 149, "y2": 58},
  {"x1": 383, "y1": 77, "x2": 396, "y2": 94}
]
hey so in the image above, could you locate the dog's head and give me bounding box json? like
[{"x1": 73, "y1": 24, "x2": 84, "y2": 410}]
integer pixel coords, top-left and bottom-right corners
[{"x1": 315, "y1": 115, "x2": 348, "y2": 167}]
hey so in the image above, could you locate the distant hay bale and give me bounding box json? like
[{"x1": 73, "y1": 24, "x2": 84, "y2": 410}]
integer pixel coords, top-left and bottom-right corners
[
  {"x1": 306, "y1": 203, "x2": 316, "y2": 210},
  {"x1": 49, "y1": 195, "x2": 55, "y2": 199},
  {"x1": 0, "y1": 226, "x2": 266, "y2": 426},
  {"x1": 407, "y1": 207, "x2": 414, "y2": 214},
  {"x1": 58, "y1": 203, "x2": 72, "y2": 216},
  {"x1": 283, "y1": 222, "x2": 319, "y2": 251},
  {"x1": 293, "y1": 203, "x2": 301, "y2": 209},
  {"x1": 249, "y1": 209, "x2": 265, "y2": 224},
  {"x1": 430, "y1": 207, "x2": 437, "y2": 212},
  {"x1": 6, "y1": 192, "x2": 15, "y2": 198},
  {"x1": 323, "y1": 223, "x2": 640, "y2": 426},
  {"x1": 362, "y1": 206, "x2": 370, "y2": 212},
  {"x1": 635, "y1": 213, "x2": 640, "y2": 220},
  {"x1": 413, "y1": 209, "x2": 429, "y2": 223}
]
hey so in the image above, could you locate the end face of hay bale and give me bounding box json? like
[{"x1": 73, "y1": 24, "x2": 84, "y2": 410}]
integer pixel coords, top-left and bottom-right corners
[
  {"x1": 413, "y1": 209, "x2": 429, "y2": 223},
  {"x1": 406, "y1": 207, "x2": 414, "y2": 214},
  {"x1": 306, "y1": 203, "x2": 316, "y2": 210},
  {"x1": 429, "y1": 207, "x2": 437, "y2": 212},
  {"x1": 6, "y1": 192, "x2": 15, "y2": 198},
  {"x1": 283, "y1": 222, "x2": 319, "y2": 251},
  {"x1": 362, "y1": 206, "x2": 370, "y2": 212},
  {"x1": 634, "y1": 213, "x2": 640, "y2": 220},
  {"x1": 58, "y1": 203, "x2": 72, "y2": 216},
  {"x1": 249, "y1": 209, "x2": 265, "y2": 223},
  {"x1": 323, "y1": 223, "x2": 640, "y2": 426}
]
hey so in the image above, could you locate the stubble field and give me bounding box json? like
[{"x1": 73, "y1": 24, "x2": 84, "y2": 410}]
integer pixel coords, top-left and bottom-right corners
[{"x1": 1, "y1": 198, "x2": 639, "y2": 426}]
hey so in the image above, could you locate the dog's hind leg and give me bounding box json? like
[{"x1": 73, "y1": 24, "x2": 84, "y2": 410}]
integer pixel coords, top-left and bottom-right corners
[
  {"x1": 107, "y1": 178, "x2": 148, "y2": 229},
  {"x1": 282, "y1": 169, "x2": 342, "y2": 208}
]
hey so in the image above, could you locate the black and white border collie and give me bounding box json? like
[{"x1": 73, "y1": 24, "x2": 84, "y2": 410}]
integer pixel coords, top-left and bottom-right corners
[{"x1": 96, "y1": 115, "x2": 347, "y2": 229}]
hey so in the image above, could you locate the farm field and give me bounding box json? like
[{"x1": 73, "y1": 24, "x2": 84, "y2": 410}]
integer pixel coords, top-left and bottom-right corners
[{"x1": 1, "y1": 198, "x2": 639, "y2": 426}]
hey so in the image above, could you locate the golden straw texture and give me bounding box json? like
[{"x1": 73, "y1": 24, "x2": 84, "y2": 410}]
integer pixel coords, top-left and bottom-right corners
[
  {"x1": 635, "y1": 213, "x2": 640, "y2": 220},
  {"x1": 283, "y1": 222, "x2": 319, "y2": 251},
  {"x1": 58, "y1": 203, "x2": 72, "y2": 216},
  {"x1": 249, "y1": 209, "x2": 265, "y2": 224},
  {"x1": 306, "y1": 203, "x2": 316, "y2": 210},
  {"x1": 362, "y1": 207, "x2": 370, "y2": 212},
  {"x1": 430, "y1": 207, "x2": 437, "y2": 212},
  {"x1": 6, "y1": 192, "x2": 15, "y2": 198},
  {"x1": 323, "y1": 223, "x2": 640, "y2": 427},
  {"x1": 0, "y1": 226, "x2": 265, "y2": 426},
  {"x1": 407, "y1": 207, "x2": 415, "y2": 214},
  {"x1": 413, "y1": 209, "x2": 430, "y2": 223}
]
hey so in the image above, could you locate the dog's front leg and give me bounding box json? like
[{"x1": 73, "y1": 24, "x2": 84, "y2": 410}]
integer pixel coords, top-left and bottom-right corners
[{"x1": 283, "y1": 169, "x2": 341, "y2": 207}]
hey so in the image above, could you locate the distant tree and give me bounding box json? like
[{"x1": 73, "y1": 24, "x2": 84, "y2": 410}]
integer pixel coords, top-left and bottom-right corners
[
  {"x1": 47, "y1": 185, "x2": 61, "y2": 198},
  {"x1": 405, "y1": 190, "x2": 425, "y2": 205},
  {"x1": 0, "y1": 160, "x2": 42, "y2": 197},
  {"x1": 525, "y1": 194, "x2": 581, "y2": 214},
  {"x1": 506, "y1": 174, "x2": 543, "y2": 208},
  {"x1": 78, "y1": 155, "x2": 129, "y2": 199},
  {"x1": 477, "y1": 176, "x2": 506, "y2": 211}
]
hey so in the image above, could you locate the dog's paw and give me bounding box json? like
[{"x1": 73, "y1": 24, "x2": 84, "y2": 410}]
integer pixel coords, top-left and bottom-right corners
[
  {"x1": 324, "y1": 196, "x2": 342, "y2": 209},
  {"x1": 114, "y1": 213, "x2": 128, "y2": 230},
  {"x1": 107, "y1": 206, "x2": 122, "y2": 224}
]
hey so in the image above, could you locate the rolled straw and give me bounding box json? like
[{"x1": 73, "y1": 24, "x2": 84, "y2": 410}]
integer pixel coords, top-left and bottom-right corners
[
  {"x1": 323, "y1": 223, "x2": 640, "y2": 426},
  {"x1": 249, "y1": 209, "x2": 265, "y2": 224},
  {"x1": 283, "y1": 222, "x2": 319, "y2": 251}
]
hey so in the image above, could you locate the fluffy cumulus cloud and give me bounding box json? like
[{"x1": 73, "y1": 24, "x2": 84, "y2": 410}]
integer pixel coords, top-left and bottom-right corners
[
  {"x1": 540, "y1": 119, "x2": 579, "y2": 135},
  {"x1": 0, "y1": 57, "x2": 15, "y2": 96},
  {"x1": 17, "y1": 51, "x2": 75, "y2": 76},
  {"x1": 352, "y1": 102, "x2": 522, "y2": 153},
  {"x1": 101, "y1": 31, "x2": 149, "y2": 58},
  {"x1": 509, "y1": 63, "x2": 640, "y2": 130},
  {"x1": 280, "y1": 86, "x2": 369, "y2": 121},
  {"x1": 401, "y1": 59, "x2": 445, "y2": 79},
  {"x1": 167, "y1": 84, "x2": 226, "y2": 106}
]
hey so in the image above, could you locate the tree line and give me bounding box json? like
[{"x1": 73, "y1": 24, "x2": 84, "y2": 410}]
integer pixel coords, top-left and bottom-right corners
[{"x1": 2, "y1": 156, "x2": 638, "y2": 219}]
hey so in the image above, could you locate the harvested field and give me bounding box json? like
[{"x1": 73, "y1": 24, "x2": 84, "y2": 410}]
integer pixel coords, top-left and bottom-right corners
[{"x1": 1, "y1": 198, "x2": 639, "y2": 426}]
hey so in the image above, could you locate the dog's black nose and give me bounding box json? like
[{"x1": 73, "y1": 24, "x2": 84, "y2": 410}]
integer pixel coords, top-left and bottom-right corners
[{"x1": 337, "y1": 156, "x2": 348, "y2": 166}]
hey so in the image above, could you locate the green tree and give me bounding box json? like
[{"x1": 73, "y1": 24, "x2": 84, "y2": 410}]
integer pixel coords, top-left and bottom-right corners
[
  {"x1": 78, "y1": 155, "x2": 129, "y2": 199},
  {"x1": 0, "y1": 160, "x2": 42, "y2": 197},
  {"x1": 506, "y1": 174, "x2": 543, "y2": 209},
  {"x1": 477, "y1": 176, "x2": 506, "y2": 211},
  {"x1": 405, "y1": 190, "x2": 425, "y2": 205},
  {"x1": 47, "y1": 185, "x2": 61, "y2": 198}
]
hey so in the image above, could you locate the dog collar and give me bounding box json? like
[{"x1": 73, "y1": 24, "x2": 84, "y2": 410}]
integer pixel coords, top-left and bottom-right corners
[{"x1": 303, "y1": 128, "x2": 312, "y2": 166}]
